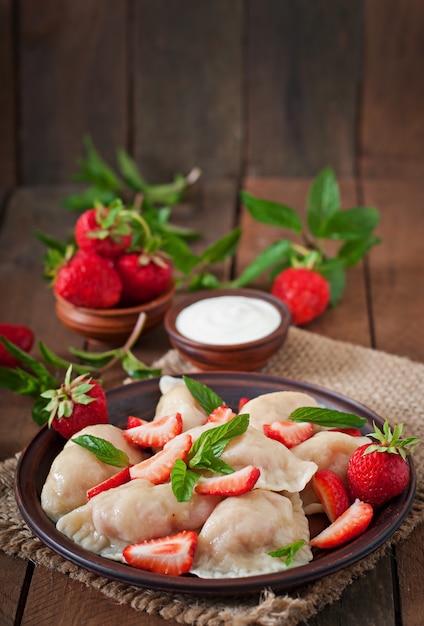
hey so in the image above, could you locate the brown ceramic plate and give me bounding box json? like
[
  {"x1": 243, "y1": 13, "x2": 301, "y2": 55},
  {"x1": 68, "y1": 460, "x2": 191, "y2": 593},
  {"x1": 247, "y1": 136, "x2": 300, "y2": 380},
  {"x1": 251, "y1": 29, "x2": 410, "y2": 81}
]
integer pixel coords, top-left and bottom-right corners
[{"x1": 14, "y1": 373, "x2": 416, "y2": 596}]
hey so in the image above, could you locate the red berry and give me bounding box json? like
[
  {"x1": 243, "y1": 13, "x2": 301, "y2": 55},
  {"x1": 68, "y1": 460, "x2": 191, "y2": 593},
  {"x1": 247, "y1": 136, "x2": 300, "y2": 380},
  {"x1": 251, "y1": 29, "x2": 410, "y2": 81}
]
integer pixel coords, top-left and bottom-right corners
[
  {"x1": 75, "y1": 205, "x2": 133, "y2": 258},
  {"x1": 194, "y1": 465, "x2": 260, "y2": 496},
  {"x1": 129, "y1": 433, "x2": 192, "y2": 484},
  {"x1": 0, "y1": 323, "x2": 34, "y2": 367},
  {"x1": 123, "y1": 412, "x2": 183, "y2": 448},
  {"x1": 54, "y1": 249, "x2": 122, "y2": 309},
  {"x1": 123, "y1": 530, "x2": 198, "y2": 576},
  {"x1": 263, "y1": 420, "x2": 313, "y2": 448},
  {"x1": 312, "y1": 469, "x2": 350, "y2": 523},
  {"x1": 310, "y1": 499, "x2": 373, "y2": 549},
  {"x1": 42, "y1": 366, "x2": 109, "y2": 439},
  {"x1": 271, "y1": 267, "x2": 330, "y2": 325},
  {"x1": 115, "y1": 252, "x2": 172, "y2": 305}
]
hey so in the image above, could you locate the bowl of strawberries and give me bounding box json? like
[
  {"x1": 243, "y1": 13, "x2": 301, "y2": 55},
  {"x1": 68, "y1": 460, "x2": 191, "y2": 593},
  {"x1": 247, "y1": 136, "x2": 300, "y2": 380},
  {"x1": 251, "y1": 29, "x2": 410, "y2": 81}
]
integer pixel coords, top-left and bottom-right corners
[{"x1": 51, "y1": 201, "x2": 175, "y2": 345}]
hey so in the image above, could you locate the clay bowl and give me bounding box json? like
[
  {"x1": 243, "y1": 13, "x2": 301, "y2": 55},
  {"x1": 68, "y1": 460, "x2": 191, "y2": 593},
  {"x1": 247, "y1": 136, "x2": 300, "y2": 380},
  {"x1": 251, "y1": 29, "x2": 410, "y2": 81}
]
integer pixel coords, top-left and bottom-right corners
[
  {"x1": 164, "y1": 288, "x2": 291, "y2": 371},
  {"x1": 55, "y1": 283, "x2": 175, "y2": 346}
]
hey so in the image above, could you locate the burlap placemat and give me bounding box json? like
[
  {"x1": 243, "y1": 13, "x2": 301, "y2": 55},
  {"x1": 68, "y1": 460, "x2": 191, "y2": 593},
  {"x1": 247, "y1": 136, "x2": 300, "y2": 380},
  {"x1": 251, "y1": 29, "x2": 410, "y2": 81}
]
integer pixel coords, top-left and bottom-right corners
[{"x1": 1, "y1": 327, "x2": 424, "y2": 625}]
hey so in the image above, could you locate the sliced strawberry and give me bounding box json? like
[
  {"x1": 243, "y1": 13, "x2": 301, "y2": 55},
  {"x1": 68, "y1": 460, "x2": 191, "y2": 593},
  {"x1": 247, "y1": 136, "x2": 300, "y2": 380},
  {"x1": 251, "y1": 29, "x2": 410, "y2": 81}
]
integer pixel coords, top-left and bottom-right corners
[
  {"x1": 263, "y1": 420, "x2": 313, "y2": 448},
  {"x1": 126, "y1": 415, "x2": 146, "y2": 429},
  {"x1": 123, "y1": 530, "x2": 198, "y2": 576},
  {"x1": 312, "y1": 469, "x2": 350, "y2": 523},
  {"x1": 310, "y1": 499, "x2": 373, "y2": 549},
  {"x1": 194, "y1": 465, "x2": 260, "y2": 496},
  {"x1": 123, "y1": 413, "x2": 183, "y2": 448},
  {"x1": 87, "y1": 466, "x2": 132, "y2": 500},
  {"x1": 129, "y1": 433, "x2": 192, "y2": 484},
  {"x1": 330, "y1": 427, "x2": 362, "y2": 437},
  {"x1": 238, "y1": 397, "x2": 250, "y2": 411},
  {"x1": 207, "y1": 405, "x2": 236, "y2": 424}
]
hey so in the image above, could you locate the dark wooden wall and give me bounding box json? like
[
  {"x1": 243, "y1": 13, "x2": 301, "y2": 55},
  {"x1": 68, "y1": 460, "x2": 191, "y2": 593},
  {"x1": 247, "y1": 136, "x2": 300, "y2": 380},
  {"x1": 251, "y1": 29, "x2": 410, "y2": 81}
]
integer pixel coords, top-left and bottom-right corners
[{"x1": 1, "y1": 0, "x2": 424, "y2": 187}]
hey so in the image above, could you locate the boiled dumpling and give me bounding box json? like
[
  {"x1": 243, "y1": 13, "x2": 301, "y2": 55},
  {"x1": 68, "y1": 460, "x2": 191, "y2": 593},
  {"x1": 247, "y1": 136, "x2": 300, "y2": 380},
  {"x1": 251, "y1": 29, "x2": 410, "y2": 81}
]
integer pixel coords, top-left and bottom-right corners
[
  {"x1": 56, "y1": 478, "x2": 221, "y2": 558},
  {"x1": 154, "y1": 376, "x2": 208, "y2": 431},
  {"x1": 240, "y1": 391, "x2": 320, "y2": 431},
  {"x1": 191, "y1": 490, "x2": 312, "y2": 578},
  {"x1": 41, "y1": 424, "x2": 147, "y2": 522}
]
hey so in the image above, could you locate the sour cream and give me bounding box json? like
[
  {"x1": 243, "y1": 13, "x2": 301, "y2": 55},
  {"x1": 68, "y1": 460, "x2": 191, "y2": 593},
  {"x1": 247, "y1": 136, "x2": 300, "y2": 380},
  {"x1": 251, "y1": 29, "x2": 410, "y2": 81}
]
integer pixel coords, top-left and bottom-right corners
[{"x1": 175, "y1": 295, "x2": 282, "y2": 345}]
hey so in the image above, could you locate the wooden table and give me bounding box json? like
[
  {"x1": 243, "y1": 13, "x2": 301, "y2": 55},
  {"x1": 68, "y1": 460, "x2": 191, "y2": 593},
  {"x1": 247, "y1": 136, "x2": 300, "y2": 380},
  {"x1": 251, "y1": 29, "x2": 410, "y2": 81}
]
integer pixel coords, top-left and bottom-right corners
[{"x1": 1, "y1": 177, "x2": 423, "y2": 626}]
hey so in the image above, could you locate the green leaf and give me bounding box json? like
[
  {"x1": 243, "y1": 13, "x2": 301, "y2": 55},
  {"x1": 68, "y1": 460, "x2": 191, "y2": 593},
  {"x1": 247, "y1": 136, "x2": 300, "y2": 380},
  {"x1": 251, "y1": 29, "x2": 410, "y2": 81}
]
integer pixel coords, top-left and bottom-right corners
[
  {"x1": 188, "y1": 413, "x2": 249, "y2": 464},
  {"x1": 143, "y1": 174, "x2": 189, "y2": 206},
  {"x1": 71, "y1": 434, "x2": 130, "y2": 467},
  {"x1": 33, "y1": 230, "x2": 69, "y2": 254},
  {"x1": 338, "y1": 235, "x2": 381, "y2": 267},
  {"x1": 121, "y1": 351, "x2": 161, "y2": 379},
  {"x1": 290, "y1": 406, "x2": 367, "y2": 429},
  {"x1": 268, "y1": 539, "x2": 306, "y2": 566},
  {"x1": 32, "y1": 395, "x2": 51, "y2": 426},
  {"x1": 171, "y1": 459, "x2": 200, "y2": 502},
  {"x1": 187, "y1": 272, "x2": 222, "y2": 290},
  {"x1": 39, "y1": 342, "x2": 95, "y2": 374},
  {"x1": 68, "y1": 345, "x2": 119, "y2": 368},
  {"x1": 0, "y1": 365, "x2": 42, "y2": 397},
  {"x1": 307, "y1": 168, "x2": 340, "y2": 237},
  {"x1": 182, "y1": 376, "x2": 225, "y2": 415},
  {"x1": 199, "y1": 227, "x2": 242, "y2": 265},
  {"x1": 317, "y1": 258, "x2": 346, "y2": 305},
  {"x1": 321, "y1": 207, "x2": 380, "y2": 241},
  {"x1": 0, "y1": 338, "x2": 58, "y2": 390},
  {"x1": 161, "y1": 233, "x2": 200, "y2": 274},
  {"x1": 61, "y1": 186, "x2": 117, "y2": 211},
  {"x1": 230, "y1": 239, "x2": 292, "y2": 288},
  {"x1": 116, "y1": 149, "x2": 145, "y2": 191},
  {"x1": 240, "y1": 191, "x2": 302, "y2": 233},
  {"x1": 73, "y1": 136, "x2": 122, "y2": 191}
]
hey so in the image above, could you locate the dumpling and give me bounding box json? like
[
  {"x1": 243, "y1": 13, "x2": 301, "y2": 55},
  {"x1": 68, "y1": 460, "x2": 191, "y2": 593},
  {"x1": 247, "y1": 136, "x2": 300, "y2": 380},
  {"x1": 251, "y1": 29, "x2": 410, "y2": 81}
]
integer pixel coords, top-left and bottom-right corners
[
  {"x1": 191, "y1": 490, "x2": 312, "y2": 578},
  {"x1": 240, "y1": 391, "x2": 320, "y2": 431},
  {"x1": 220, "y1": 427, "x2": 317, "y2": 492},
  {"x1": 41, "y1": 424, "x2": 147, "y2": 522},
  {"x1": 154, "y1": 376, "x2": 208, "y2": 431},
  {"x1": 56, "y1": 479, "x2": 221, "y2": 558}
]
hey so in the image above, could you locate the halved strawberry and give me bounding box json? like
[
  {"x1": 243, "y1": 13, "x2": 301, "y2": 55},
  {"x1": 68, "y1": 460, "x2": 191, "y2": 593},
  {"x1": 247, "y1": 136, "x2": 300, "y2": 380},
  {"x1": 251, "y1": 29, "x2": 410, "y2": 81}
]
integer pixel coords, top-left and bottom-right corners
[
  {"x1": 126, "y1": 415, "x2": 146, "y2": 429},
  {"x1": 123, "y1": 530, "x2": 198, "y2": 576},
  {"x1": 207, "y1": 406, "x2": 236, "y2": 424},
  {"x1": 129, "y1": 433, "x2": 192, "y2": 484},
  {"x1": 238, "y1": 397, "x2": 250, "y2": 411},
  {"x1": 87, "y1": 466, "x2": 132, "y2": 500},
  {"x1": 194, "y1": 465, "x2": 260, "y2": 496},
  {"x1": 330, "y1": 427, "x2": 362, "y2": 437},
  {"x1": 263, "y1": 420, "x2": 313, "y2": 448},
  {"x1": 312, "y1": 469, "x2": 350, "y2": 523},
  {"x1": 123, "y1": 413, "x2": 183, "y2": 448},
  {"x1": 310, "y1": 499, "x2": 373, "y2": 549}
]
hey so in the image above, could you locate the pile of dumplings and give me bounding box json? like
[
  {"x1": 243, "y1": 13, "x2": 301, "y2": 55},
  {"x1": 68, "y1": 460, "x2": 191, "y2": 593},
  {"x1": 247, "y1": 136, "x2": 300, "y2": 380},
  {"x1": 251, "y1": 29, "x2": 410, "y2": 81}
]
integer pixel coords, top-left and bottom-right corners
[{"x1": 41, "y1": 376, "x2": 370, "y2": 579}]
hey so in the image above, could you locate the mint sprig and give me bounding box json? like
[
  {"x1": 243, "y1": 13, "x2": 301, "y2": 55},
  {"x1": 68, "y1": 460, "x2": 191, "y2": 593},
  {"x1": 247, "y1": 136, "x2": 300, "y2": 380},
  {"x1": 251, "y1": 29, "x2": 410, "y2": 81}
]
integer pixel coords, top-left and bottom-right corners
[
  {"x1": 268, "y1": 539, "x2": 307, "y2": 566},
  {"x1": 182, "y1": 375, "x2": 225, "y2": 415},
  {"x1": 71, "y1": 434, "x2": 130, "y2": 468},
  {"x1": 290, "y1": 406, "x2": 367, "y2": 429}
]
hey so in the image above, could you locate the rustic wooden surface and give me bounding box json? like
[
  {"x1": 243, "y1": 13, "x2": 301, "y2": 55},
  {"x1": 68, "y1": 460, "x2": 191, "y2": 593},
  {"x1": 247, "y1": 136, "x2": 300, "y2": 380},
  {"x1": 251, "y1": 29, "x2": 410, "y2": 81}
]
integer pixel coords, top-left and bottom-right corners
[{"x1": 0, "y1": 176, "x2": 423, "y2": 626}]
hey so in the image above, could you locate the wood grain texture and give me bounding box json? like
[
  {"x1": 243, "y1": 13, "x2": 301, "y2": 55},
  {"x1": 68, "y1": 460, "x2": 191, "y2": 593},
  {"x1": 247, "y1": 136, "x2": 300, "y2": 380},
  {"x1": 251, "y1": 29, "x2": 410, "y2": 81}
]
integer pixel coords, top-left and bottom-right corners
[
  {"x1": 0, "y1": 0, "x2": 16, "y2": 186},
  {"x1": 133, "y1": 0, "x2": 243, "y2": 181},
  {"x1": 0, "y1": 554, "x2": 29, "y2": 626},
  {"x1": 245, "y1": 0, "x2": 362, "y2": 177},
  {"x1": 360, "y1": 0, "x2": 424, "y2": 178},
  {"x1": 19, "y1": 0, "x2": 127, "y2": 183}
]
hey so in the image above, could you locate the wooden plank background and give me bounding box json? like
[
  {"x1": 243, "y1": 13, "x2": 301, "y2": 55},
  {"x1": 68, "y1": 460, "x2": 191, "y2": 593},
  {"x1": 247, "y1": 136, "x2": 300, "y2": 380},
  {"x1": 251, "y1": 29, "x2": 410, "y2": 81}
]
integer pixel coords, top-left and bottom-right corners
[{"x1": 1, "y1": 0, "x2": 423, "y2": 186}]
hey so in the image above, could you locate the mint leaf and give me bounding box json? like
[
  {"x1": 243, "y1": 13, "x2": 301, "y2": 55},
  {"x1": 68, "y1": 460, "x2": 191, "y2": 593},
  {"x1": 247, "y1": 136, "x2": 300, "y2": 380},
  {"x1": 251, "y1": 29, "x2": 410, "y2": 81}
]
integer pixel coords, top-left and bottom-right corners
[
  {"x1": 188, "y1": 413, "x2": 249, "y2": 462},
  {"x1": 188, "y1": 272, "x2": 222, "y2": 290},
  {"x1": 229, "y1": 239, "x2": 292, "y2": 288},
  {"x1": 241, "y1": 191, "x2": 302, "y2": 233},
  {"x1": 116, "y1": 148, "x2": 145, "y2": 191},
  {"x1": 338, "y1": 235, "x2": 381, "y2": 268},
  {"x1": 71, "y1": 434, "x2": 130, "y2": 468},
  {"x1": 268, "y1": 539, "x2": 306, "y2": 566},
  {"x1": 170, "y1": 459, "x2": 200, "y2": 502},
  {"x1": 183, "y1": 376, "x2": 225, "y2": 415},
  {"x1": 0, "y1": 337, "x2": 58, "y2": 389},
  {"x1": 199, "y1": 227, "x2": 242, "y2": 265},
  {"x1": 290, "y1": 407, "x2": 367, "y2": 429},
  {"x1": 322, "y1": 207, "x2": 380, "y2": 240},
  {"x1": 121, "y1": 351, "x2": 161, "y2": 379},
  {"x1": 317, "y1": 258, "x2": 346, "y2": 305},
  {"x1": 39, "y1": 342, "x2": 95, "y2": 374},
  {"x1": 0, "y1": 365, "x2": 42, "y2": 397},
  {"x1": 161, "y1": 233, "x2": 200, "y2": 274},
  {"x1": 307, "y1": 167, "x2": 340, "y2": 237}
]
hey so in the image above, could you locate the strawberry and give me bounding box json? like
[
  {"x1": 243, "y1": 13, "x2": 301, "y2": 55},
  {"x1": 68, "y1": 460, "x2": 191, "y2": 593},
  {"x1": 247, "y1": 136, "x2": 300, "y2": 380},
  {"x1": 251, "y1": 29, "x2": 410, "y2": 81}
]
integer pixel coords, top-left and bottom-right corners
[
  {"x1": 330, "y1": 427, "x2": 363, "y2": 437},
  {"x1": 271, "y1": 267, "x2": 330, "y2": 326},
  {"x1": 74, "y1": 202, "x2": 133, "y2": 258},
  {"x1": 115, "y1": 252, "x2": 172, "y2": 306},
  {"x1": 87, "y1": 466, "x2": 132, "y2": 499},
  {"x1": 0, "y1": 323, "x2": 34, "y2": 367},
  {"x1": 194, "y1": 465, "x2": 260, "y2": 496},
  {"x1": 41, "y1": 366, "x2": 108, "y2": 439},
  {"x1": 207, "y1": 405, "x2": 236, "y2": 424},
  {"x1": 312, "y1": 469, "x2": 350, "y2": 523},
  {"x1": 53, "y1": 249, "x2": 122, "y2": 308},
  {"x1": 310, "y1": 499, "x2": 373, "y2": 549},
  {"x1": 238, "y1": 397, "x2": 249, "y2": 411},
  {"x1": 126, "y1": 415, "x2": 146, "y2": 429},
  {"x1": 123, "y1": 412, "x2": 183, "y2": 448},
  {"x1": 129, "y1": 433, "x2": 192, "y2": 484},
  {"x1": 123, "y1": 530, "x2": 198, "y2": 576},
  {"x1": 347, "y1": 421, "x2": 419, "y2": 509},
  {"x1": 263, "y1": 420, "x2": 313, "y2": 448}
]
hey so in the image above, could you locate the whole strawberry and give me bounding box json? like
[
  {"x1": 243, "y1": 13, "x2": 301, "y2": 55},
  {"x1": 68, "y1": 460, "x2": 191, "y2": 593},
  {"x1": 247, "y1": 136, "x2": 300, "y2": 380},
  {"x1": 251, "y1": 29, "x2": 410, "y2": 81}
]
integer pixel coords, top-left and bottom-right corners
[
  {"x1": 54, "y1": 249, "x2": 122, "y2": 308},
  {"x1": 347, "y1": 421, "x2": 419, "y2": 509},
  {"x1": 41, "y1": 366, "x2": 108, "y2": 438},
  {"x1": 75, "y1": 202, "x2": 133, "y2": 258},
  {"x1": 271, "y1": 267, "x2": 330, "y2": 325},
  {"x1": 115, "y1": 252, "x2": 172, "y2": 306},
  {"x1": 0, "y1": 323, "x2": 34, "y2": 367}
]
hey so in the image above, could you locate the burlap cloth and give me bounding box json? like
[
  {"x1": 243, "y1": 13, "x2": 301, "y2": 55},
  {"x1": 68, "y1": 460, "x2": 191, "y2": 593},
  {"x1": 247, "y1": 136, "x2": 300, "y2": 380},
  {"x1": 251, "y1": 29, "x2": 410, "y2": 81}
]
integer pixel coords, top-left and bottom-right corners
[{"x1": 1, "y1": 327, "x2": 424, "y2": 625}]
